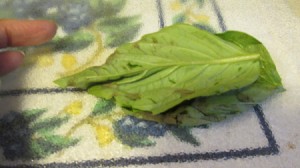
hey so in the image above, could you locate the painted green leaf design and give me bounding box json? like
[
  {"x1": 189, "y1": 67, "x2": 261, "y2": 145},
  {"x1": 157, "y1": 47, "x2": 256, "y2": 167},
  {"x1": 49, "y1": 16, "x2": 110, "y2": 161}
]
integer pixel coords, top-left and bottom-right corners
[
  {"x1": 92, "y1": 98, "x2": 116, "y2": 116},
  {"x1": 179, "y1": 0, "x2": 204, "y2": 7},
  {"x1": 97, "y1": 16, "x2": 141, "y2": 47},
  {"x1": 115, "y1": 133, "x2": 155, "y2": 147},
  {"x1": 30, "y1": 116, "x2": 69, "y2": 134},
  {"x1": 89, "y1": 0, "x2": 126, "y2": 17},
  {"x1": 172, "y1": 13, "x2": 186, "y2": 24},
  {"x1": 50, "y1": 30, "x2": 95, "y2": 52},
  {"x1": 0, "y1": 109, "x2": 78, "y2": 160},
  {"x1": 55, "y1": 24, "x2": 261, "y2": 116},
  {"x1": 168, "y1": 126, "x2": 200, "y2": 146},
  {"x1": 0, "y1": 8, "x2": 14, "y2": 18},
  {"x1": 195, "y1": 0, "x2": 205, "y2": 7},
  {"x1": 23, "y1": 108, "x2": 47, "y2": 121},
  {"x1": 113, "y1": 121, "x2": 155, "y2": 148},
  {"x1": 193, "y1": 23, "x2": 216, "y2": 33},
  {"x1": 30, "y1": 134, "x2": 79, "y2": 159}
]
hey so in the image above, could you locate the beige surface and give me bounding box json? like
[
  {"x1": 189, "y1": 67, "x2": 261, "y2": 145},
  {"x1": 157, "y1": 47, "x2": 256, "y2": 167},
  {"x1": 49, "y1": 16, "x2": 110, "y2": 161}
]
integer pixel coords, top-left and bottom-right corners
[
  {"x1": 0, "y1": 0, "x2": 299, "y2": 167},
  {"x1": 287, "y1": 0, "x2": 300, "y2": 17}
]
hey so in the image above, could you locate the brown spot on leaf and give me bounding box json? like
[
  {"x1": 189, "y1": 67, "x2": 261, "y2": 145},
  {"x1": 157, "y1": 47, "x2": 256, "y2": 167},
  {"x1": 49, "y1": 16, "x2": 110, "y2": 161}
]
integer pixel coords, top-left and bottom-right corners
[
  {"x1": 125, "y1": 93, "x2": 141, "y2": 100},
  {"x1": 175, "y1": 89, "x2": 195, "y2": 97},
  {"x1": 127, "y1": 62, "x2": 142, "y2": 69},
  {"x1": 148, "y1": 98, "x2": 157, "y2": 104},
  {"x1": 133, "y1": 43, "x2": 140, "y2": 49},
  {"x1": 237, "y1": 93, "x2": 253, "y2": 102},
  {"x1": 152, "y1": 38, "x2": 158, "y2": 43},
  {"x1": 168, "y1": 78, "x2": 176, "y2": 84}
]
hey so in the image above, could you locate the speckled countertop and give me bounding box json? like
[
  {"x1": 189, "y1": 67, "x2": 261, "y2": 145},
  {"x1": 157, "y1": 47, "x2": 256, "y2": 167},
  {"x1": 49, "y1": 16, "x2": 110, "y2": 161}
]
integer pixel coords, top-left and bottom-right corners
[{"x1": 0, "y1": 0, "x2": 299, "y2": 167}]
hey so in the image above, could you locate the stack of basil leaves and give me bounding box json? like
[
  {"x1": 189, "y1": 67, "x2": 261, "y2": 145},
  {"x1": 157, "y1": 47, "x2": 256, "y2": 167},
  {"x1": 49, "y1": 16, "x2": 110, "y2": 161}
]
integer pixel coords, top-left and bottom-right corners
[{"x1": 55, "y1": 24, "x2": 284, "y2": 126}]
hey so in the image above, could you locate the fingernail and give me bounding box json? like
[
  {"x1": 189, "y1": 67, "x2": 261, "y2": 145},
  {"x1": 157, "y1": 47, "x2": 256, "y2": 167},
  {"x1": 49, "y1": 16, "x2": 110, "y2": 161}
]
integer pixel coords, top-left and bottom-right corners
[{"x1": 17, "y1": 50, "x2": 25, "y2": 57}]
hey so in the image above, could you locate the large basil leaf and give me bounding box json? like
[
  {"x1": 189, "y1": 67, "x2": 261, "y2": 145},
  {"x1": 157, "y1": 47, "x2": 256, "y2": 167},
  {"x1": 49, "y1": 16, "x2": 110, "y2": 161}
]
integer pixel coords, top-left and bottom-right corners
[
  {"x1": 129, "y1": 31, "x2": 284, "y2": 126},
  {"x1": 55, "y1": 24, "x2": 261, "y2": 115}
]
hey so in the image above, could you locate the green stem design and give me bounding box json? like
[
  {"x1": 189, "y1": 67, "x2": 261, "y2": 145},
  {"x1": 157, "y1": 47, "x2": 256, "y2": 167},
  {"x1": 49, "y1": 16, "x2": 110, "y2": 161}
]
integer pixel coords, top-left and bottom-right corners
[
  {"x1": 65, "y1": 117, "x2": 91, "y2": 137},
  {"x1": 65, "y1": 110, "x2": 124, "y2": 138},
  {"x1": 59, "y1": 25, "x2": 105, "y2": 77}
]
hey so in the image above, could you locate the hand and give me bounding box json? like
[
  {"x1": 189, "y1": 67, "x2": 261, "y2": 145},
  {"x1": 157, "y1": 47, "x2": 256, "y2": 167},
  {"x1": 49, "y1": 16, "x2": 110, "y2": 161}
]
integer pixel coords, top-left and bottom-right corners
[{"x1": 0, "y1": 19, "x2": 57, "y2": 76}]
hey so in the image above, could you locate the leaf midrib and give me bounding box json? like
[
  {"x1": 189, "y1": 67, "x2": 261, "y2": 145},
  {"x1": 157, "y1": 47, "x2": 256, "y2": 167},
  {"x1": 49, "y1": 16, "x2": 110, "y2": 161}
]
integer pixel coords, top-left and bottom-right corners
[{"x1": 86, "y1": 53, "x2": 260, "y2": 80}]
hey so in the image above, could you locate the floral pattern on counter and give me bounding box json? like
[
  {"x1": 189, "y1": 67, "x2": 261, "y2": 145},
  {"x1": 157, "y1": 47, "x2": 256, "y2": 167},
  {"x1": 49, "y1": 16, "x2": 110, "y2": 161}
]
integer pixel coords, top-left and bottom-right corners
[
  {"x1": 0, "y1": 99, "x2": 204, "y2": 160},
  {"x1": 170, "y1": 0, "x2": 216, "y2": 32},
  {"x1": 0, "y1": 0, "x2": 142, "y2": 76},
  {"x1": 0, "y1": 0, "x2": 219, "y2": 163}
]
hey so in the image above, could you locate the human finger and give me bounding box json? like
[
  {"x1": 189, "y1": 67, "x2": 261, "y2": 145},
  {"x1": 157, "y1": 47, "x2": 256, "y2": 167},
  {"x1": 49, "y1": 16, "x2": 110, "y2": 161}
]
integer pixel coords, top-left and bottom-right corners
[
  {"x1": 0, "y1": 51, "x2": 24, "y2": 76},
  {"x1": 0, "y1": 19, "x2": 57, "y2": 48}
]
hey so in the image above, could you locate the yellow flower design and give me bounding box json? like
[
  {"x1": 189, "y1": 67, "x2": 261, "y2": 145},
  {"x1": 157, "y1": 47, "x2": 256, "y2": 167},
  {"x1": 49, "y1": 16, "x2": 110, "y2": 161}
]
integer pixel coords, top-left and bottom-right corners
[
  {"x1": 171, "y1": 1, "x2": 182, "y2": 11},
  {"x1": 170, "y1": 0, "x2": 211, "y2": 25},
  {"x1": 61, "y1": 53, "x2": 78, "y2": 70},
  {"x1": 94, "y1": 125, "x2": 115, "y2": 147},
  {"x1": 192, "y1": 14, "x2": 209, "y2": 23},
  {"x1": 63, "y1": 101, "x2": 83, "y2": 115},
  {"x1": 36, "y1": 54, "x2": 55, "y2": 67},
  {"x1": 24, "y1": 47, "x2": 54, "y2": 68},
  {"x1": 59, "y1": 29, "x2": 104, "y2": 77}
]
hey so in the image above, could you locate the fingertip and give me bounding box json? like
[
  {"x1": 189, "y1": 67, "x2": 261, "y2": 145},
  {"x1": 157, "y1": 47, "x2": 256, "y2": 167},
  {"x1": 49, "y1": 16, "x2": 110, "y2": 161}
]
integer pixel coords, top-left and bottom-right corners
[
  {"x1": 0, "y1": 51, "x2": 24, "y2": 76},
  {"x1": 26, "y1": 20, "x2": 58, "y2": 46},
  {"x1": 39, "y1": 20, "x2": 58, "y2": 41}
]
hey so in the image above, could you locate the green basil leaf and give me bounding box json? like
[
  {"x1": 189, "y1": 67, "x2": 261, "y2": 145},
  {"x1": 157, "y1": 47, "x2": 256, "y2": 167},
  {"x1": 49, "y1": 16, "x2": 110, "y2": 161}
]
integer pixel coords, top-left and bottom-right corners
[
  {"x1": 129, "y1": 30, "x2": 284, "y2": 126},
  {"x1": 55, "y1": 24, "x2": 261, "y2": 115},
  {"x1": 217, "y1": 31, "x2": 284, "y2": 101}
]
